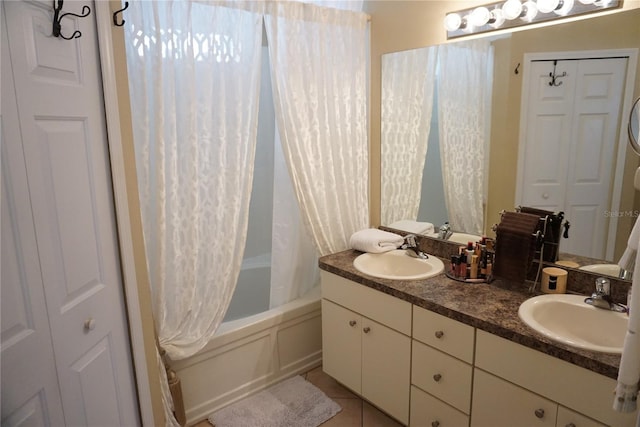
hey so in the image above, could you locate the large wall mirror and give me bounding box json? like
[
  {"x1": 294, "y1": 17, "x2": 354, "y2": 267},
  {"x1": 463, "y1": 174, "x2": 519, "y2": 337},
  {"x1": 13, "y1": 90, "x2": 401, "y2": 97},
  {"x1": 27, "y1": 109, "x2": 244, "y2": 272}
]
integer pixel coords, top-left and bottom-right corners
[{"x1": 381, "y1": 9, "x2": 640, "y2": 280}]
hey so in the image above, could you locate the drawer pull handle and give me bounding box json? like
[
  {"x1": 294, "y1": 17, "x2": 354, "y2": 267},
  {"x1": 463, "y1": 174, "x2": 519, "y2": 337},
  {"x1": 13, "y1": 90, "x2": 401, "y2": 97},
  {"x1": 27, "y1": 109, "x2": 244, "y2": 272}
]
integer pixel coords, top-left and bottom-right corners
[
  {"x1": 363, "y1": 327, "x2": 371, "y2": 333},
  {"x1": 435, "y1": 330, "x2": 444, "y2": 339},
  {"x1": 534, "y1": 408, "x2": 545, "y2": 419},
  {"x1": 433, "y1": 374, "x2": 442, "y2": 382},
  {"x1": 431, "y1": 421, "x2": 440, "y2": 427},
  {"x1": 349, "y1": 320, "x2": 357, "y2": 327},
  {"x1": 565, "y1": 424, "x2": 576, "y2": 427}
]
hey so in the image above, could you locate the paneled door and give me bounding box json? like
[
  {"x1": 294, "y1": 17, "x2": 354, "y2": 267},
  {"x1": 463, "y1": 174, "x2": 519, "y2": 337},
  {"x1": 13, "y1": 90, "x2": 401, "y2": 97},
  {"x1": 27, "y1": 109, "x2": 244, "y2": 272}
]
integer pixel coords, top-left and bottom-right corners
[
  {"x1": 518, "y1": 55, "x2": 627, "y2": 259},
  {"x1": 1, "y1": 1, "x2": 139, "y2": 425}
]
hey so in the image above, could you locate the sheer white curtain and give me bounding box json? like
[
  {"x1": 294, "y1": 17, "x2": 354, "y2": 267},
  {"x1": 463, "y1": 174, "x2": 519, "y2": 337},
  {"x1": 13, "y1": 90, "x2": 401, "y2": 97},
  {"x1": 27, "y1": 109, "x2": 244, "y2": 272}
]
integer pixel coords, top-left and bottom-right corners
[
  {"x1": 437, "y1": 40, "x2": 493, "y2": 236},
  {"x1": 264, "y1": 2, "x2": 369, "y2": 256},
  {"x1": 381, "y1": 46, "x2": 438, "y2": 225},
  {"x1": 270, "y1": 128, "x2": 320, "y2": 308},
  {"x1": 125, "y1": 0, "x2": 264, "y2": 360}
]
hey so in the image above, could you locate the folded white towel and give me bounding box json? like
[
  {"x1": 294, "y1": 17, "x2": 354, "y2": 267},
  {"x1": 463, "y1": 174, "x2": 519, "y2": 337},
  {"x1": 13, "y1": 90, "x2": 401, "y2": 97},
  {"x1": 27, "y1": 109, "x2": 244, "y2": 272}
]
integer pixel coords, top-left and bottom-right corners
[
  {"x1": 615, "y1": 217, "x2": 640, "y2": 414},
  {"x1": 350, "y1": 228, "x2": 404, "y2": 254},
  {"x1": 388, "y1": 220, "x2": 435, "y2": 235}
]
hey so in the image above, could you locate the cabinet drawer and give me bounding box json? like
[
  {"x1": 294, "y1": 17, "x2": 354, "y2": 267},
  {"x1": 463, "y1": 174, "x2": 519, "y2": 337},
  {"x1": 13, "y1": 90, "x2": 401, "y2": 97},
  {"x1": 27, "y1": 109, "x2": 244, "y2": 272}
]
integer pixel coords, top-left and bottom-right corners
[
  {"x1": 321, "y1": 271, "x2": 411, "y2": 335},
  {"x1": 410, "y1": 385, "x2": 469, "y2": 427},
  {"x1": 557, "y1": 406, "x2": 606, "y2": 427},
  {"x1": 413, "y1": 305, "x2": 475, "y2": 363},
  {"x1": 412, "y1": 340, "x2": 472, "y2": 414},
  {"x1": 471, "y1": 368, "x2": 557, "y2": 427}
]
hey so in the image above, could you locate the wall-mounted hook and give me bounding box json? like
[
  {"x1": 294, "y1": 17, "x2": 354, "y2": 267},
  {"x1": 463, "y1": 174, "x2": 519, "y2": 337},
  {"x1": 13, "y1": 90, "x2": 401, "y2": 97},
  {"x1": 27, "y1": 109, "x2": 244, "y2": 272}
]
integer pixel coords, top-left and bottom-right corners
[
  {"x1": 113, "y1": 1, "x2": 129, "y2": 27},
  {"x1": 548, "y1": 60, "x2": 567, "y2": 87},
  {"x1": 52, "y1": 0, "x2": 91, "y2": 40},
  {"x1": 514, "y1": 62, "x2": 520, "y2": 75}
]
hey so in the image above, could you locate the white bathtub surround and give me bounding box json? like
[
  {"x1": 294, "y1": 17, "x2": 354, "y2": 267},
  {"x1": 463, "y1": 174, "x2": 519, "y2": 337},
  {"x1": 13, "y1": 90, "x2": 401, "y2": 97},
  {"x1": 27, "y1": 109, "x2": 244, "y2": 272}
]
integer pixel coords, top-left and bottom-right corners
[
  {"x1": 265, "y1": 2, "x2": 370, "y2": 256},
  {"x1": 172, "y1": 287, "x2": 322, "y2": 425}
]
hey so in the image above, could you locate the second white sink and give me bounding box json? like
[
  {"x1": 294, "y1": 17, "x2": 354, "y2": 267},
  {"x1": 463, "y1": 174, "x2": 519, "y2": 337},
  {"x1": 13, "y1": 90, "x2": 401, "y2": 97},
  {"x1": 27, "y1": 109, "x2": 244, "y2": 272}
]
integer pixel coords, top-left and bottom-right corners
[
  {"x1": 353, "y1": 249, "x2": 444, "y2": 280},
  {"x1": 518, "y1": 294, "x2": 628, "y2": 354}
]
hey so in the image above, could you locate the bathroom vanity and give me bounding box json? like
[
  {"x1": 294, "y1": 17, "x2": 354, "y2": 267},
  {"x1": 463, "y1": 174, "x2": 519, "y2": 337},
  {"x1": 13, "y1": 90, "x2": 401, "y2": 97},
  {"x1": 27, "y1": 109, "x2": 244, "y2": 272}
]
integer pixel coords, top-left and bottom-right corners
[{"x1": 319, "y1": 250, "x2": 637, "y2": 427}]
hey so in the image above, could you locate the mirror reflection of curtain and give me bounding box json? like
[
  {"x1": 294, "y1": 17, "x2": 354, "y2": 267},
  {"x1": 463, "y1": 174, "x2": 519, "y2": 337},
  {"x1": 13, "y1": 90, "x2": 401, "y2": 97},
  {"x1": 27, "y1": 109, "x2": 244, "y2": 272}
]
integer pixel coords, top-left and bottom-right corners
[
  {"x1": 381, "y1": 46, "x2": 438, "y2": 225},
  {"x1": 437, "y1": 40, "x2": 494, "y2": 236},
  {"x1": 265, "y1": 2, "x2": 369, "y2": 256}
]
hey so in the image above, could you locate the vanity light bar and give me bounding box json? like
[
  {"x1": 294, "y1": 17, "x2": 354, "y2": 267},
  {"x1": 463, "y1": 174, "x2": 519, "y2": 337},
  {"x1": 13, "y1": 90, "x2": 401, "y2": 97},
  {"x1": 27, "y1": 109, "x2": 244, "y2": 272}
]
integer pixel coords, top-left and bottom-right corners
[{"x1": 444, "y1": 0, "x2": 620, "y2": 39}]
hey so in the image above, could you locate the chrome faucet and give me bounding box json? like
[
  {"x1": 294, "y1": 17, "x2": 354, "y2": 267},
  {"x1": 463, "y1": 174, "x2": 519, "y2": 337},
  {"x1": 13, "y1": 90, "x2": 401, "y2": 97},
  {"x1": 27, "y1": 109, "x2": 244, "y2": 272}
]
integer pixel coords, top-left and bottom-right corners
[
  {"x1": 584, "y1": 277, "x2": 627, "y2": 313},
  {"x1": 401, "y1": 234, "x2": 428, "y2": 259},
  {"x1": 438, "y1": 222, "x2": 453, "y2": 240},
  {"x1": 619, "y1": 268, "x2": 633, "y2": 280}
]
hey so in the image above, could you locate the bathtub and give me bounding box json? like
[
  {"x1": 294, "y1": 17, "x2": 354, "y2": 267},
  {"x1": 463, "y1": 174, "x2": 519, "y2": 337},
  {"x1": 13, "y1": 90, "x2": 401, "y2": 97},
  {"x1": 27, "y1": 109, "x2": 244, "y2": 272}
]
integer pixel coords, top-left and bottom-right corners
[{"x1": 170, "y1": 285, "x2": 322, "y2": 425}]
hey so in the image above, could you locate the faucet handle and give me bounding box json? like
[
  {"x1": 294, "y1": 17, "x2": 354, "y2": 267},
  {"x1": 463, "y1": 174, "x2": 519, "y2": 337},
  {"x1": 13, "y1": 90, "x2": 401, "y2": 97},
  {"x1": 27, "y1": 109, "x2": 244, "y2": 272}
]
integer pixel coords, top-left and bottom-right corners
[
  {"x1": 403, "y1": 234, "x2": 417, "y2": 247},
  {"x1": 595, "y1": 277, "x2": 610, "y2": 295}
]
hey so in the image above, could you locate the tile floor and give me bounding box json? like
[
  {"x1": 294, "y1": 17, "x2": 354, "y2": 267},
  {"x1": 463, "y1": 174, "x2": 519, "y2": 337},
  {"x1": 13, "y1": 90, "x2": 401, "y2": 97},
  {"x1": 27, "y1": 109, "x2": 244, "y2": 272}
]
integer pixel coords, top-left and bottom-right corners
[{"x1": 192, "y1": 365, "x2": 403, "y2": 427}]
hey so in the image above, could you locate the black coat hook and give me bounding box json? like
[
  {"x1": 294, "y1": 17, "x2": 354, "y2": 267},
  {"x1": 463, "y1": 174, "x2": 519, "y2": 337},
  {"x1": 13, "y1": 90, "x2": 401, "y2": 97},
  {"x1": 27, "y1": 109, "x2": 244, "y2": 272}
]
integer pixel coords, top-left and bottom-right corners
[
  {"x1": 514, "y1": 62, "x2": 520, "y2": 75},
  {"x1": 52, "y1": 0, "x2": 91, "y2": 40},
  {"x1": 113, "y1": 2, "x2": 129, "y2": 27},
  {"x1": 548, "y1": 60, "x2": 567, "y2": 87}
]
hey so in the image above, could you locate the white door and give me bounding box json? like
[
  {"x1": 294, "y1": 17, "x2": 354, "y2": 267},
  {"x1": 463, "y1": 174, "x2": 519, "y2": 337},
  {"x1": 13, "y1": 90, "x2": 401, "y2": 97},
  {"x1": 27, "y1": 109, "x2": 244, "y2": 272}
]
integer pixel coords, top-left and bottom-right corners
[
  {"x1": 1, "y1": 9, "x2": 66, "y2": 424},
  {"x1": 1, "y1": 1, "x2": 139, "y2": 425},
  {"x1": 519, "y1": 56, "x2": 627, "y2": 259}
]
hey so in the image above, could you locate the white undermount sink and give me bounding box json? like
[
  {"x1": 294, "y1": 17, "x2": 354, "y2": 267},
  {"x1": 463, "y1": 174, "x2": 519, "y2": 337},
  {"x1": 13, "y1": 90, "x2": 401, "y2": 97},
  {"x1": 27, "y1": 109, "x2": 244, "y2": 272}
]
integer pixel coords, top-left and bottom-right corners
[
  {"x1": 518, "y1": 294, "x2": 628, "y2": 354},
  {"x1": 353, "y1": 249, "x2": 445, "y2": 280}
]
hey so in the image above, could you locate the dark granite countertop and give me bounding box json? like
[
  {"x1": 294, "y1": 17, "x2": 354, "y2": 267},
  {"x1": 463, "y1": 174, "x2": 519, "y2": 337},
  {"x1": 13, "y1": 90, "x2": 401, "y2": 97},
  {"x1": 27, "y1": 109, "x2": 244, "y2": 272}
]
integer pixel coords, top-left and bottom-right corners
[{"x1": 319, "y1": 249, "x2": 622, "y2": 380}]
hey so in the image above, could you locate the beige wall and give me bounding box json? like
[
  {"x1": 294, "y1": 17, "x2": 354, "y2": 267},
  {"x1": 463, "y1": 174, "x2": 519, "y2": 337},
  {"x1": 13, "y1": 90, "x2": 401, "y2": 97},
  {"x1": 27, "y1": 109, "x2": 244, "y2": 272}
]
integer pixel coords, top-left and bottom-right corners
[{"x1": 366, "y1": 1, "x2": 640, "y2": 260}]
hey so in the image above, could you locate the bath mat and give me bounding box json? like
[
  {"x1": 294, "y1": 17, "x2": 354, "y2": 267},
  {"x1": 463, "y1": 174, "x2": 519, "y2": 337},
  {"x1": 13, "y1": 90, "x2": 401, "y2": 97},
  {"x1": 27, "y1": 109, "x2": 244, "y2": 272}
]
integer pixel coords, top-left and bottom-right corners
[{"x1": 208, "y1": 375, "x2": 341, "y2": 427}]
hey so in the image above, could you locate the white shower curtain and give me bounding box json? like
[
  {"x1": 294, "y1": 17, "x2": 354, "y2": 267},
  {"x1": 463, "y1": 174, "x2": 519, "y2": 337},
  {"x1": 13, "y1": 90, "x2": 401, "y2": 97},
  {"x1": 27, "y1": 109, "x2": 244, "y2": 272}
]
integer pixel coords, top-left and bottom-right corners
[
  {"x1": 264, "y1": 2, "x2": 370, "y2": 256},
  {"x1": 437, "y1": 40, "x2": 493, "y2": 236},
  {"x1": 125, "y1": 0, "x2": 264, "y2": 361},
  {"x1": 381, "y1": 46, "x2": 438, "y2": 225}
]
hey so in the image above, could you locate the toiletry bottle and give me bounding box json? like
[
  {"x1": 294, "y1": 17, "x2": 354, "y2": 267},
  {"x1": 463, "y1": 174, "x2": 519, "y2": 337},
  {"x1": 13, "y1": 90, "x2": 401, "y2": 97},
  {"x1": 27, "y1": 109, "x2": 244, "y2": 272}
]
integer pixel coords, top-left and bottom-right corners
[
  {"x1": 470, "y1": 255, "x2": 479, "y2": 279},
  {"x1": 466, "y1": 242, "x2": 474, "y2": 265},
  {"x1": 459, "y1": 255, "x2": 467, "y2": 279}
]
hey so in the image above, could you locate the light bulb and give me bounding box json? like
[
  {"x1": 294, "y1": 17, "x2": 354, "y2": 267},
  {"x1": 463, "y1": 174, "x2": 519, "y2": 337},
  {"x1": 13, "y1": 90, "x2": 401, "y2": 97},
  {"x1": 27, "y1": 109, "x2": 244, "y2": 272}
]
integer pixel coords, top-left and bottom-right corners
[
  {"x1": 578, "y1": 0, "x2": 595, "y2": 3},
  {"x1": 537, "y1": 0, "x2": 560, "y2": 13},
  {"x1": 522, "y1": 0, "x2": 538, "y2": 20},
  {"x1": 554, "y1": 0, "x2": 574, "y2": 15},
  {"x1": 489, "y1": 8, "x2": 506, "y2": 28},
  {"x1": 502, "y1": 0, "x2": 523, "y2": 19},
  {"x1": 470, "y1": 6, "x2": 491, "y2": 26},
  {"x1": 444, "y1": 13, "x2": 462, "y2": 31}
]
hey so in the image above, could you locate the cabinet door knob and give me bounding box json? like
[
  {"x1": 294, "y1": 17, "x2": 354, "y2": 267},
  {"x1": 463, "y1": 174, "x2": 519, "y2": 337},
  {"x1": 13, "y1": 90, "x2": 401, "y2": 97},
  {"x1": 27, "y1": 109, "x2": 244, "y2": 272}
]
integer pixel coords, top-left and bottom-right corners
[
  {"x1": 363, "y1": 327, "x2": 371, "y2": 333},
  {"x1": 431, "y1": 421, "x2": 440, "y2": 427},
  {"x1": 433, "y1": 374, "x2": 442, "y2": 382},
  {"x1": 84, "y1": 317, "x2": 96, "y2": 331},
  {"x1": 534, "y1": 408, "x2": 545, "y2": 419},
  {"x1": 435, "y1": 330, "x2": 444, "y2": 339},
  {"x1": 349, "y1": 320, "x2": 357, "y2": 327}
]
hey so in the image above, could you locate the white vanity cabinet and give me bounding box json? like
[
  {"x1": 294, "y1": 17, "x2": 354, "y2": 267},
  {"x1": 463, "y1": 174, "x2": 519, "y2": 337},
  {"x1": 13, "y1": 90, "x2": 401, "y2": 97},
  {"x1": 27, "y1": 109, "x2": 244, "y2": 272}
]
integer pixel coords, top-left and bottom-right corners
[
  {"x1": 410, "y1": 306, "x2": 475, "y2": 426},
  {"x1": 320, "y1": 269, "x2": 636, "y2": 427},
  {"x1": 473, "y1": 330, "x2": 633, "y2": 427},
  {"x1": 321, "y1": 271, "x2": 412, "y2": 424}
]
